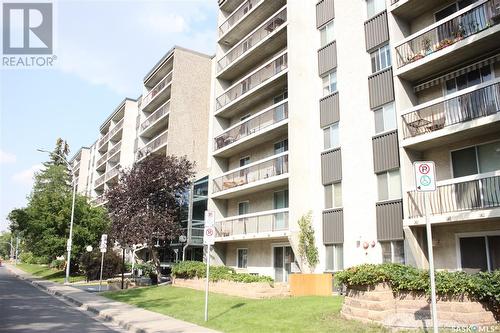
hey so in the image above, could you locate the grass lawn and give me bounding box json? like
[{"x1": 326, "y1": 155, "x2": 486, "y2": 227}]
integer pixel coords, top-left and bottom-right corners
[
  {"x1": 104, "y1": 285, "x2": 389, "y2": 333},
  {"x1": 15, "y1": 263, "x2": 85, "y2": 283}
]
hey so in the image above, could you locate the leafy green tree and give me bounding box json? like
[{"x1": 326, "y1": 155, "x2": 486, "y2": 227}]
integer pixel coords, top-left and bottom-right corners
[
  {"x1": 297, "y1": 211, "x2": 319, "y2": 273},
  {"x1": 0, "y1": 231, "x2": 13, "y2": 259}
]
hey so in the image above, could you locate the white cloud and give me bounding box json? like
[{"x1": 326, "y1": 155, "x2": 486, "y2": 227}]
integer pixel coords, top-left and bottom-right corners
[
  {"x1": 0, "y1": 150, "x2": 16, "y2": 164},
  {"x1": 12, "y1": 164, "x2": 43, "y2": 185},
  {"x1": 136, "y1": 13, "x2": 188, "y2": 34}
]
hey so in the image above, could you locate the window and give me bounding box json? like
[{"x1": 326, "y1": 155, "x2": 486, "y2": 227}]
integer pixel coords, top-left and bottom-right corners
[
  {"x1": 237, "y1": 248, "x2": 248, "y2": 268},
  {"x1": 323, "y1": 123, "x2": 340, "y2": 150},
  {"x1": 451, "y1": 141, "x2": 500, "y2": 178},
  {"x1": 238, "y1": 201, "x2": 249, "y2": 215},
  {"x1": 377, "y1": 169, "x2": 402, "y2": 201},
  {"x1": 435, "y1": 0, "x2": 476, "y2": 21},
  {"x1": 370, "y1": 44, "x2": 391, "y2": 73},
  {"x1": 325, "y1": 244, "x2": 343, "y2": 271},
  {"x1": 273, "y1": 90, "x2": 288, "y2": 103},
  {"x1": 320, "y1": 20, "x2": 335, "y2": 47},
  {"x1": 445, "y1": 66, "x2": 493, "y2": 95},
  {"x1": 459, "y1": 234, "x2": 499, "y2": 272},
  {"x1": 374, "y1": 102, "x2": 396, "y2": 134},
  {"x1": 239, "y1": 156, "x2": 250, "y2": 167},
  {"x1": 240, "y1": 114, "x2": 251, "y2": 122},
  {"x1": 366, "y1": 0, "x2": 385, "y2": 18},
  {"x1": 322, "y1": 71, "x2": 337, "y2": 96},
  {"x1": 381, "y1": 241, "x2": 405, "y2": 264},
  {"x1": 274, "y1": 139, "x2": 288, "y2": 154},
  {"x1": 325, "y1": 182, "x2": 342, "y2": 209}
]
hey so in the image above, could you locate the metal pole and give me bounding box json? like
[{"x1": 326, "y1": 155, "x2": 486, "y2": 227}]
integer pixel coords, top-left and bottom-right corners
[
  {"x1": 99, "y1": 251, "x2": 105, "y2": 292},
  {"x1": 65, "y1": 170, "x2": 77, "y2": 284},
  {"x1": 424, "y1": 192, "x2": 438, "y2": 333},
  {"x1": 10, "y1": 237, "x2": 13, "y2": 260},
  {"x1": 183, "y1": 183, "x2": 195, "y2": 261},
  {"x1": 204, "y1": 244, "x2": 211, "y2": 322},
  {"x1": 15, "y1": 237, "x2": 19, "y2": 265},
  {"x1": 121, "y1": 248, "x2": 125, "y2": 289}
]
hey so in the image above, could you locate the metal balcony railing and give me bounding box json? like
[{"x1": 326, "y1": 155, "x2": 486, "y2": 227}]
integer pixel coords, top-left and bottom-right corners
[
  {"x1": 395, "y1": 0, "x2": 499, "y2": 68},
  {"x1": 95, "y1": 174, "x2": 106, "y2": 187},
  {"x1": 219, "y1": 0, "x2": 262, "y2": 36},
  {"x1": 96, "y1": 153, "x2": 108, "y2": 168},
  {"x1": 136, "y1": 131, "x2": 168, "y2": 160},
  {"x1": 215, "y1": 209, "x2": 289, "y2": 237},
  {"x1": 216, "y1": 53, "x2": 288, "y2": 110},
  {"x1": 407, "y1": 173, "x2": 500, "y2": 218},
  {"x1": 98, "y1": 118, "x2": 124, "y2": 149},
  {"x1": 402, "y1": 81, "x2": 500, "y2": 139},
  {"x1": 73, "y1": 160, "x2": 80, "y2": 171},
  {"x1": 217, "y1": 9, "x2": 287, "y2": 72},
  {"x1": 140, "y1": 101, "x2": 170, "y2": 132},
  {"x1": 98, "y1": 133, "x2": 109, "y2": 149},
  {"x1": 92, "y1": 195, "x2": 107, "y2": 206},
  {"x1": 214, "y1": 101, "x2": 288, "y2": 151},
  {"x1": 105, "y1": 165, "x2": 120, "y2": 181},
  {"x1": 213, "y1": 152, "x2": 288, "y2": 193},
  {"x1": 141, "y1": 72, "x2": 173, "y2": 109},
  {"x1": 108, "y1": 141, "x2": 121, "y2": 157}
]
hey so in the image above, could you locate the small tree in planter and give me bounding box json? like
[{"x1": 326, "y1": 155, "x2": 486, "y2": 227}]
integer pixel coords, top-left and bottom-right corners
[{"x1": 297, "y1": 211, "x2": 319, "y2": 273}]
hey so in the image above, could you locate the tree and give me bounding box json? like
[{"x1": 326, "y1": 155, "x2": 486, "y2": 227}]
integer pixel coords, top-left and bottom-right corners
[
  {"x1": 105, "y1": 154, "x2": 195, "y2": 279},
  {"x1": 7, "y1": 139, "x2": 110, "y2": 269},
  {"x1": 0, "y1": 231, "x2": 12, "y2": 259},
  {"x1": 297, "y1": 211, "x2": 319, "y2": 273}
]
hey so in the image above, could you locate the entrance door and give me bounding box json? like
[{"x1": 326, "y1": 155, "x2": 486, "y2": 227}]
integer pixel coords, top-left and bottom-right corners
[{"x1": 273, "y1": 245, "x2": 294, "y2": 282}]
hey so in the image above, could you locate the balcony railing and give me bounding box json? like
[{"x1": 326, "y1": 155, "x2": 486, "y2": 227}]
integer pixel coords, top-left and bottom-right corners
[
  {"x1": 407, "y1": 173, "x2": 500, "y2": 218},
  {"x1": 402, "y1": 81, "x2": 500, "y2": 139},
  {"x1": 137, "y1": 131, "x2": 168, "y2": 160},
  {"x1": 395, "y1": 0, "x2": 498, "y2": 68},
  {"x1": 217, "y1": 9, "x2": 287, "y2": 72},
  {"x1": 95, "y1": 174, "x2": 106, "y2": 187},
  {"x1": 98, "y1": 133, "x2": 109, "y2": 149},
  {"x1": 215, "y1": 209, "x2": 289, "y2": 238},
  {"x1": 140, "y1": 101, "x2": 170, "y2": 132},
  {"x1": 214, "y1": 101, "x2": 288, "y2": 151},
  {"x1": 219, "y1": 0, "x2": 262, "y2": 36},
  {"x1": 105, "y1": 165, "x2": 120, "y2": 181},
  {"x1": 108, "y1": 141, "x2": 121, "y2": 157},
  {"x1": 141, "y1": 72, "x2": 173, "y2": 109},
  {"x1": 213, "y1": 152, "x2": 288, "y2": 193},
  {"x1": 98, "y1": 118, "x2": 124, "y2": 149},
  {"x1": 216, "y1": 53, "x2": 288, "y2": 110},
  {"x1": 73, "y1": 160, "x2": 80, "y2": 171},
  {"x1": 92, "y1": 195, "x2": 107, "y2": 206},
  {"x1": 96, "y1": 153, "x2": 108, "y2": 168}
]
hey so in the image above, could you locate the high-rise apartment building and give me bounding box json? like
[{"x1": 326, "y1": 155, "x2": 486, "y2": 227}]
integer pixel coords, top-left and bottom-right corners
[{"x1": 208, "y1": 0, "x2": 500, "y2": 282}]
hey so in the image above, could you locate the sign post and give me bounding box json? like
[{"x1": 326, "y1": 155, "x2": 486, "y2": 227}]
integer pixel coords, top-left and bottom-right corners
[
  {"x1": 414, "y1": 161, "x2": 438, "y2": 333},
  {"x1": 99, "y1": 234, "x2": 107, "y2": 292},
  {"x1": 203, "y1": 211, "x2": 215, "y2": 322}
]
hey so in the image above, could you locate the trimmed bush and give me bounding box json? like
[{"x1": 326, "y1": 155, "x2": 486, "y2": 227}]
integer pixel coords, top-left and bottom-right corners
[
  {"x1": 19, "y1": 251, "x2": 49, "y2": 265},
  {"x1": 49, "y1": 259, "x2": 66, "y2": 270},
  {"x1": 79, "y1": 250, "x2": 123, "y2": 281},
  {"x1": 172, "y1": 261, "x2": 274, "y2": 284},
  {"x1": 335, "y1": 263, "x2": 500, "y2": 312}
]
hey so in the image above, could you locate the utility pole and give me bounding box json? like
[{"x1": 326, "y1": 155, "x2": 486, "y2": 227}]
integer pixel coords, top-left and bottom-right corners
[{"x1": 15, "y1": 236, "x2": 19, "y2": 265}]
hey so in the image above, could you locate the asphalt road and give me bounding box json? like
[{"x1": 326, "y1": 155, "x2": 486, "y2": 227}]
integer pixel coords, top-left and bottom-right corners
[{"x1": 0, "y1": 265, "x2": 123, "y2": 332}]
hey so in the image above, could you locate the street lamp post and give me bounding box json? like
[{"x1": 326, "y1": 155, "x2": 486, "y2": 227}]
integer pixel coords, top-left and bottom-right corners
[{"x1": 37, "y1": 149, "x2": 77, "y2": 284}]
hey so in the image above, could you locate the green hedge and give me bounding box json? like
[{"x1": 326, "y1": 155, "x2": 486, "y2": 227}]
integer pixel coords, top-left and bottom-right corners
[
  {"x1": 172, "y1": 261, "x2": 274, "y2": 284},
  {"x1": 335, "y1": 263, "x2": 500, "y2": 312}
]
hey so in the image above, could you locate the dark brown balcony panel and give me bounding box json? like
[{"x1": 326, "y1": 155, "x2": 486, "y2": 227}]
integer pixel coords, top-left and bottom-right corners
[
  {"x1": 364, "y1": 10, "x2": 389, "y2": 52},
  {"x1": 372, "y1": 130, "x2": 399, "y2": 173},
  {"x1": 321, "y1": 148, "x2": 342, "y2": 185},
  {"x1": 316, "y1": 0, "x2": 335, "y2": 28},
  {"x1": 323, "y1": 208, "x2": 343, "y2": 244},
  {"x1": 376, "y1": 199, "x2": 404, "y2": 241},
  {"x1": 407, "y1": 175, "x2": 500, "y2": 218},
  {"x1": 318, "y1": 41, "x2": 337, "y2": 77},
  {"x1": 320, "y1": 92, "x2": 340, "y2": 127},
  {"x1": 368, "y1": 67, "x2": 394, "y2": 109}
]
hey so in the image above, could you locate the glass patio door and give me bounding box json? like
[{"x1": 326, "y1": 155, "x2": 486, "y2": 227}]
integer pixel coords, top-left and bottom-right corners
[
  {"x1": 273, "y1": 190, "x2": 288, "y2": 230},
  {"x1": 273, "y1": 246, "x2": 294, "y2": 283}
]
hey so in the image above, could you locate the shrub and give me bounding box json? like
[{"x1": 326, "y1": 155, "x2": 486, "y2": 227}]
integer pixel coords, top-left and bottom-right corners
[
  {"x1": 19, "y1": 251, "x2": 49, "y2": 265},
  {"x1": 49, "y1": 259, "x2": 66, "y2": 270},
  {"x1": 335, "y1": 263, "x2": 500, "y2": 312},
  {"x1": 172, "y1": 261, "x2": 273, "y2": 284},
  {"x1": 79, "y1": 250, "x2": 123, "y2": 281}
]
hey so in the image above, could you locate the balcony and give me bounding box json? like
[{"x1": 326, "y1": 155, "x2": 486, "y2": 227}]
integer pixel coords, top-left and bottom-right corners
[
  {"x1": 406, "y1": 172, "x2": 500, "y2": 224},
  {"x1": 141, "y1": 71, "x2": 173, "y2": 113},
  {"x1": 394, "y1": 0, "x2": 500, "y2": 81},
  {"x1": 73, "y1": 160, "x2": 81, "y2": 172},
  {"x1": 213, "y1": 100, "x2": 288, "y2": 157},
  {"x1": 105, "y1": 164, "x2": 120, "y2": 183},
  {"x1": 91, "y1": 195, "x2": 107, "y2": 207},
  {"x1": 137, "y1": 130, "x2": 168, "y2": 161},
  {"x1": 401, "y1": 80, "x2": 500, "y2": 149},
  {"x1": 390, "y1": 0, "x2": 440, "y2": 21},
  {"x1": 97, "y1": 133, "x2": 109, "y2": 151},
  {"x1": 140, "y1": 101, "x2": 170, "y2": 138},
  {"x1": 95, "y1": 152, "x2": 108, "y2": 170},
  {"x1": 215, "y1": 52, "x2": 288, "y2": 118},
  {"x1": 215, "y1": 209, "x2": 289, "y2": 241},
  {"x1": 217, "y1": 8, "x2": 287, "y2": 80},
  {"x1": 95, "y1": 173, "x2": 106, "y2": 188},
  {"x1": 108, "y1": 141, "x2": 121, "y2": 160},
  {"x1": 212, "y1": 152, "x2": 289, "y2": 199},
  {"x1": 219, "y1": 0, "x2": 262, "y2": 36}
]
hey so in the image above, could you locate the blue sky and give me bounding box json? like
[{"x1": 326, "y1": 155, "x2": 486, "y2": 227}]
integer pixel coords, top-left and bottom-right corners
[{"x1": 0, "y1": 0, "x2": 218, "y2": 231}]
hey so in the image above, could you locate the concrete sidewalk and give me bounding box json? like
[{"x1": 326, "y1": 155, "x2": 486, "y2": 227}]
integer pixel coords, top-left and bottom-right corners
[{"x1": 5, "y1": 264, "x2": 219, "y2": 333}]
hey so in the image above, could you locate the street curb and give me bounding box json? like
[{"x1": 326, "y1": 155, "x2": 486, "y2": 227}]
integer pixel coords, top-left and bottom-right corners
[{"x1": 5, "y1": 265, "x2": 219, "y2": 333}]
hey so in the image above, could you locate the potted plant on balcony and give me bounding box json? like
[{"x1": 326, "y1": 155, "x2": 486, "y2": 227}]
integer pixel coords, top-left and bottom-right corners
[
  {"x1": 289, "y1": 212, "x2": 332, "y2": 296},
  {"x1": 421, "y1": 37, "x2": 432, "y2": 55},
  {"x1": 453, "y1": 23, "x2": 466, "y2": 41},
  {"x1": 435, "y1": 38, "x2": 453, "y2": 51}
]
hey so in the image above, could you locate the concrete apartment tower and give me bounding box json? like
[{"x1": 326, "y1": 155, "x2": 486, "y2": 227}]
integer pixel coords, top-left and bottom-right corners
[
  {"x1": 69, "y1": 147, "x2": 91, "y2": 195},
  {"x1": 209, "y1": 0, "x2": 500, "y2": 281}
]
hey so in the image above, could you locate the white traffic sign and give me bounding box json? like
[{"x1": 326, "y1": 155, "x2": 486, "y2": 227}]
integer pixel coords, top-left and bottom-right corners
[
  {"x1": 100, "y1": 234, "x2": 108, "y2": 253},
  {"x1": 204, "y1": 210, "x2": 215, "y2": 227},
  {"x1": 414, "y1": 161, "x2": 436, "y2": 192},
  {"x1": 203, "y1": 225, "x2": 215, "y2": 245}
]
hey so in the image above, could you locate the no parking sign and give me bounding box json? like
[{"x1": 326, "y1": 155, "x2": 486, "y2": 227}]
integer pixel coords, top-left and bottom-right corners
[{"x1": 414, "y1": 161, "x2": 436, "y2": 192}]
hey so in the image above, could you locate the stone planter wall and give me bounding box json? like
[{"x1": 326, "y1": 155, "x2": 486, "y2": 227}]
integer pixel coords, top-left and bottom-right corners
[
  {"x1": 341, "y1": 283, "x2": 498, "y2": 328},
  {"x1": 172, "y1": 278, "x2": 289, "y2": 299}
]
